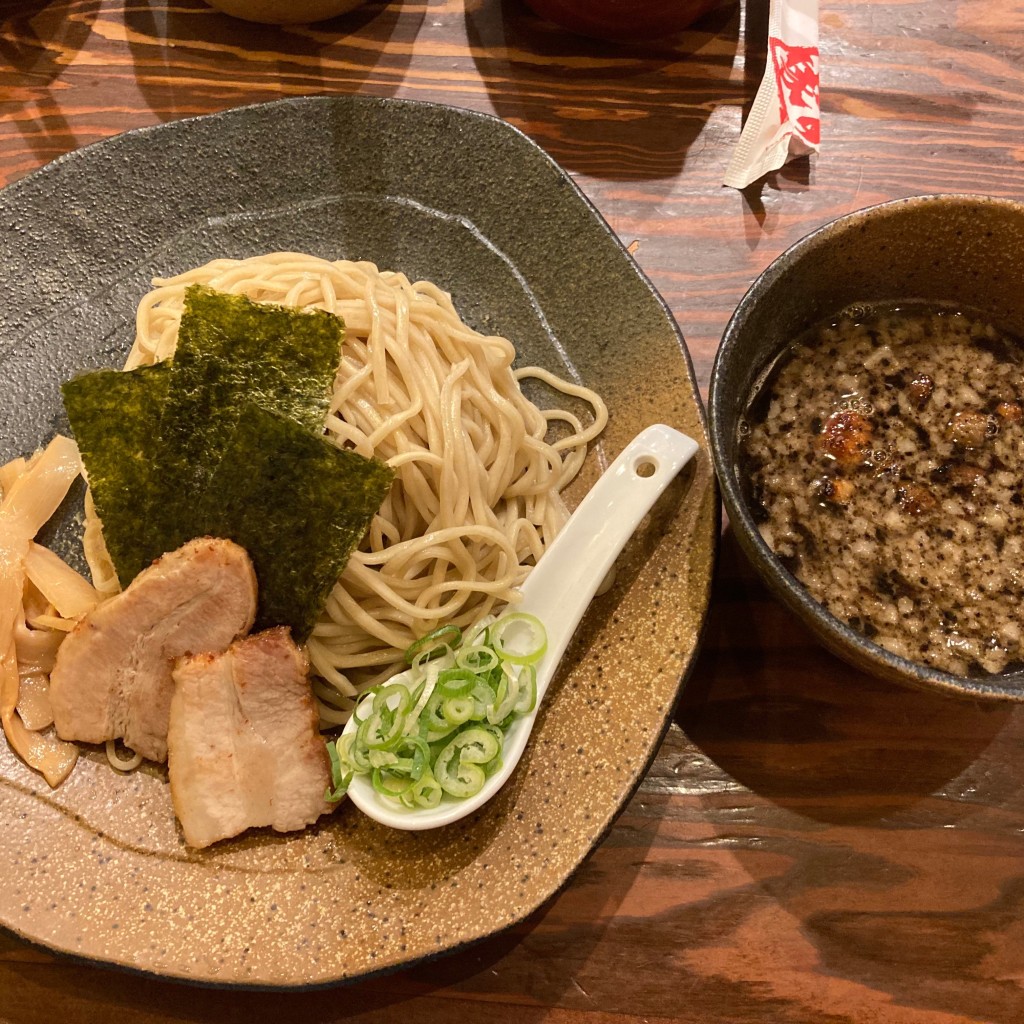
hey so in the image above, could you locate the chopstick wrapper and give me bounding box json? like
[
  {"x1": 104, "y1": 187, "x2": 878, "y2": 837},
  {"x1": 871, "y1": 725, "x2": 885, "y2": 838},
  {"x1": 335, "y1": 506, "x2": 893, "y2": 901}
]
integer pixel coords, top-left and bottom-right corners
[{"x1": 724, "y1": 0, "x2": 820, "y2": 189}]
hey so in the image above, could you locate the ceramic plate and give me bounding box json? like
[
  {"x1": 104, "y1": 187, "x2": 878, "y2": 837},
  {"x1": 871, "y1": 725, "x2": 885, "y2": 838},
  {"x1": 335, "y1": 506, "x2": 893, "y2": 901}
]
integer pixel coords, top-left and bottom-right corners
[{"x1": 0, "y1": 96, "x2": 716, "y2": 987}]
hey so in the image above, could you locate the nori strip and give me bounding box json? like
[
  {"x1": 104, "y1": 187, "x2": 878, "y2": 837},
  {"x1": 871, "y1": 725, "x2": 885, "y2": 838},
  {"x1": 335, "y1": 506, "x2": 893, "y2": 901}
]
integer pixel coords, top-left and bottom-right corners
[
  {"x1": 200, "y1": 403, "x2": 394, "y2": 641},
  {"x1": 61, "y1": 364, "x2": 171, "y2": 586},
  {"x1": 155, "y1": 284, "x2": 345, "y2": 550},
  {"x1": 62, "y1": 287, "x2": 362, "y2": 634}
]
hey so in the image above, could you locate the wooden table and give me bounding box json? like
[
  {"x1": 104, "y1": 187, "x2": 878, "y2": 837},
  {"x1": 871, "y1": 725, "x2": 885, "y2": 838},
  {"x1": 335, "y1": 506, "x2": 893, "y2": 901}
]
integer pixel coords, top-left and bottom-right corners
[{"x1": 4, "y1": 0, "x2": 1024, "y2": 1020}]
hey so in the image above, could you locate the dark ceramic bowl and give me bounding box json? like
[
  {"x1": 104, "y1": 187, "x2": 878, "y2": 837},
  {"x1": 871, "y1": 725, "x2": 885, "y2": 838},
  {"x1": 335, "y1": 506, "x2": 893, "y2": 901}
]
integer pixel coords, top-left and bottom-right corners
[{"x1": 708, "y1": 193, "x2": 1024, "y2": 701}]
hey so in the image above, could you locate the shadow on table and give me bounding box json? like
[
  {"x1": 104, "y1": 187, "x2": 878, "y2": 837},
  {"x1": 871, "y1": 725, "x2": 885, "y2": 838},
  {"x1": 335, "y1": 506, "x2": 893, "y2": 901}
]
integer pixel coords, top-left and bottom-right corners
[
  {"x1": 122, "y1": 0, "x2": 422, "y2": 123},
  {"x1": 0, "y1": 0, "x2": 97, "y2": 78},
  {"x1": 0, "y1": 0, "x2": 100, "y2": 172},
  {"x1": 463, "y1": 0, "x2": 741, "y2": 181},
  {"x1": 677, "y1": 528, "x2": 1016, "y2": 825}
]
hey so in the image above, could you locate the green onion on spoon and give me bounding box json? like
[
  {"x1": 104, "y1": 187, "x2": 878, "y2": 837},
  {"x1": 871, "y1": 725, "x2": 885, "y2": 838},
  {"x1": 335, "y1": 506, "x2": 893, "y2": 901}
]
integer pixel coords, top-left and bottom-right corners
[{"x1": 329, "y1": 423, "x2": 699, "y2": 831}]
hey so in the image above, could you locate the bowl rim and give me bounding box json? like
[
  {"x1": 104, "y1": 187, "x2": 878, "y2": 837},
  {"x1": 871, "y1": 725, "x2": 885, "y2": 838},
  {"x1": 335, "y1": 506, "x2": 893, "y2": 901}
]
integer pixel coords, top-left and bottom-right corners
[{"x1": 708, "y1": 191, "x2": 1024, "y2": 701}]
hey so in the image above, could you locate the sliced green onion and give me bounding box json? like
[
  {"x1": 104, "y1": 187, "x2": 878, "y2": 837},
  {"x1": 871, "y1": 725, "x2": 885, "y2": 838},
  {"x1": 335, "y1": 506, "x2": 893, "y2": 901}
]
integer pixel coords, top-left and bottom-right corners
[
  {"x1": 324, "y1": 738, "x2": 350, "y2": 803},
  {"x1": 514, "y1": 664, "x2": 538, "y2": 714},
  {"x1": 404, "y1": 624, "x2": 462, "y2": 665},
  {"x1": 421, "y1": 690, "x2": 460, "y2": 743},
  {"x1": 488, "y1": 612, "x2": 547, "y2": 666},
  {"x1": 402, "y1": 734, "x2": 430, "y2": 781},
  {"x1": 400, "y1": 766, "x2": 443, "y2": 809},
  {"x1": 343, "y1": 727, "x2": 373, "y2": 773},
  {"x1": 456, "y1": 645, "x2": 499, "y2": 674},
  {"x1": 367, "y1": 749, "x2": 399, "y2": 769},
  {"x1": 486, "y1": 671, "x2": 519, "y2": 725},
  {"x1": 335, "y1": 610, "x2": 548, "y2": 811},
  {"x1": 361, "y1": 683, "x2": 412, "y2": 750},
  {"x1": 442, "y1": 695, "x2": 475, "y2": 726},
  {"x1": 372, "y1": 767, "x2": 415, "y2": 797},
  {"x1": 436, "y1": 668, "x2": 477, "y2": 698},
  {"x1": 470, "y1": 677, "x2": 497, "y2": 715},
  {"x1": 433, "y1": 727, "x2": 501, "y2": 798}
]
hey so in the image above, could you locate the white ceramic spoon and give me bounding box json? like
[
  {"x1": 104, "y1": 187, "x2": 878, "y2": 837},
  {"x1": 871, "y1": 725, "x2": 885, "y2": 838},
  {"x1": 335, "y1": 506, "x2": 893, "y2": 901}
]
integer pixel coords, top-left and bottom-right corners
[{"x1": 342, "y1": 423, "x2": 700, "y2": 831}]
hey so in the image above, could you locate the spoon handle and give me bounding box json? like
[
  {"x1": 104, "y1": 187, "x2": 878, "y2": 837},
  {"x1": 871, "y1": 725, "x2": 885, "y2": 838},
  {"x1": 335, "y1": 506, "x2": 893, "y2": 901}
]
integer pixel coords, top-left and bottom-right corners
[{"x1": 518, "y1": 423, "x2": 700, "y2": 702}]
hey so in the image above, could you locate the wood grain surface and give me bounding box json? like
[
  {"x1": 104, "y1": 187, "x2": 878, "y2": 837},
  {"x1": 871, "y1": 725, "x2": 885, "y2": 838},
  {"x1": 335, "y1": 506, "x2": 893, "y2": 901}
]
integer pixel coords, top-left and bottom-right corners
[{"x1": 4, "y1": 0, "x2": 1024, "y2": 1021}]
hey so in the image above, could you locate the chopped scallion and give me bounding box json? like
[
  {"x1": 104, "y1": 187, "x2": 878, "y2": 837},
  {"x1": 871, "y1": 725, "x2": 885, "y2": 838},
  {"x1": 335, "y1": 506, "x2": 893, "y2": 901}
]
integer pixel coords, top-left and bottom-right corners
[{"x1": 324, "y1": 611, "x2": 547, "y2": 809}]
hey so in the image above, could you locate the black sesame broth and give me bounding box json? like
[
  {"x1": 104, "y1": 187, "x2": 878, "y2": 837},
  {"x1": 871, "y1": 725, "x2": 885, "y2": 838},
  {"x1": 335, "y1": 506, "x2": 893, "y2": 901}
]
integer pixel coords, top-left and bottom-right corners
[{"x1": 740, "y1": 302, "x2": 1024, "y2": 677}]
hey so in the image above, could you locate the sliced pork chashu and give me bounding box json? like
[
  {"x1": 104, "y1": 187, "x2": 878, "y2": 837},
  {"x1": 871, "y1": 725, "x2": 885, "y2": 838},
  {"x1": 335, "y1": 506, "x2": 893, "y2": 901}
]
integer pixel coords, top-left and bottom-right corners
[
  {"x1": 167, "y1": 627, "x2": 332, "y2": 849},
  {"x1": 49, "y1": 537, "x2": 257, "y2": 762}
]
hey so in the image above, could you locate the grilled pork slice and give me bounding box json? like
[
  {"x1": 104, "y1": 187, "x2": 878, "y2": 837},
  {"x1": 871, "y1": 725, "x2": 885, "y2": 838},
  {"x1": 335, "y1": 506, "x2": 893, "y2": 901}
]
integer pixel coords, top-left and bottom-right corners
[
  {"x1": 49, "y1": 537, "x2": 257, "y2": 762},
  {"x1": 167, "y1": 628, "x2": 332, "y2": 849}
]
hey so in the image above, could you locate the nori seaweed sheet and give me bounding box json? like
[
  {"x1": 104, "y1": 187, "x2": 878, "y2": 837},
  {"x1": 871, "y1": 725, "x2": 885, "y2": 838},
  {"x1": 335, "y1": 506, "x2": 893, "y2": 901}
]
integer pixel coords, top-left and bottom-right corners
[
  {"x1": 154, "y1": 284, "x2": 345, "y2": 551},
  {"x1": 63, "y1": 285, "x2": 375, "y2": 639},
  {"x1": 61, "y1": 364, "x2": 171, "y2": 586},
  {"x1": 201, "y1": 403, "x2": 394, "y2": 640}
]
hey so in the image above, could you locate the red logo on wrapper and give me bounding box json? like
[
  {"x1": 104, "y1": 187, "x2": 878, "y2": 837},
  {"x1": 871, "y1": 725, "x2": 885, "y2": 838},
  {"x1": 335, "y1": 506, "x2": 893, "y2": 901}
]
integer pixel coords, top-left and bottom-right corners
[
  {"x1": 769, "y1": 37, "x2": 820, "y2": 147},
  {"x1": 723, "y1": 0, "x2": 821, "y2": 191}
]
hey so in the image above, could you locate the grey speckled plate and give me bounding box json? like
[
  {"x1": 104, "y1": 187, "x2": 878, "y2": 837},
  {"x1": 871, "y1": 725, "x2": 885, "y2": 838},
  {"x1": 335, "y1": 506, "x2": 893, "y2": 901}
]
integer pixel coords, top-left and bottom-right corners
[{"x1": 0, "y1": 96, "x2": 716, "y2": 988}]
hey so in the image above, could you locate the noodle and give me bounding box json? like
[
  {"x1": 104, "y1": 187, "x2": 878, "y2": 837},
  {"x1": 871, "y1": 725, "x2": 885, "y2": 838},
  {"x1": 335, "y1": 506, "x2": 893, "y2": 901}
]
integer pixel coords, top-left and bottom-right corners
[
  {"x1": 116, "y1": 254, "x2": 607, "y2": 722},
  {"x1": 105, "y1": 739, "x2": 143, "y2": 772}
]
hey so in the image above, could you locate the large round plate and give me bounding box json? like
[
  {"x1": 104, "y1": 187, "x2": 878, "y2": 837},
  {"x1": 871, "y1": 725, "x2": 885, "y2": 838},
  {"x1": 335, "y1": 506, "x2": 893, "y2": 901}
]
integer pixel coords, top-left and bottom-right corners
[{"x1": 0, "y1": 96, "x2": 717, "y2": 987}]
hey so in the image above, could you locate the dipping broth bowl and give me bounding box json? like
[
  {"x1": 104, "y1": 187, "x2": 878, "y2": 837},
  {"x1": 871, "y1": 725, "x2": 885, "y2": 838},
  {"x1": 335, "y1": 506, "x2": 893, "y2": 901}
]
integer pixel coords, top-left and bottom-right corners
[{"x1": 708, "y1": 193, "x2": 1024, "y2": 701}]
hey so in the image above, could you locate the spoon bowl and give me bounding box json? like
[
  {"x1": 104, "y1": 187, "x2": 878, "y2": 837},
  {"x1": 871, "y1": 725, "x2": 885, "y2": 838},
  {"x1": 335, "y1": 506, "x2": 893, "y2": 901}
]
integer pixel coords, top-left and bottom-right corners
[{"x1": 342, "y1": 423, "x2": 699, "y2": 830}]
